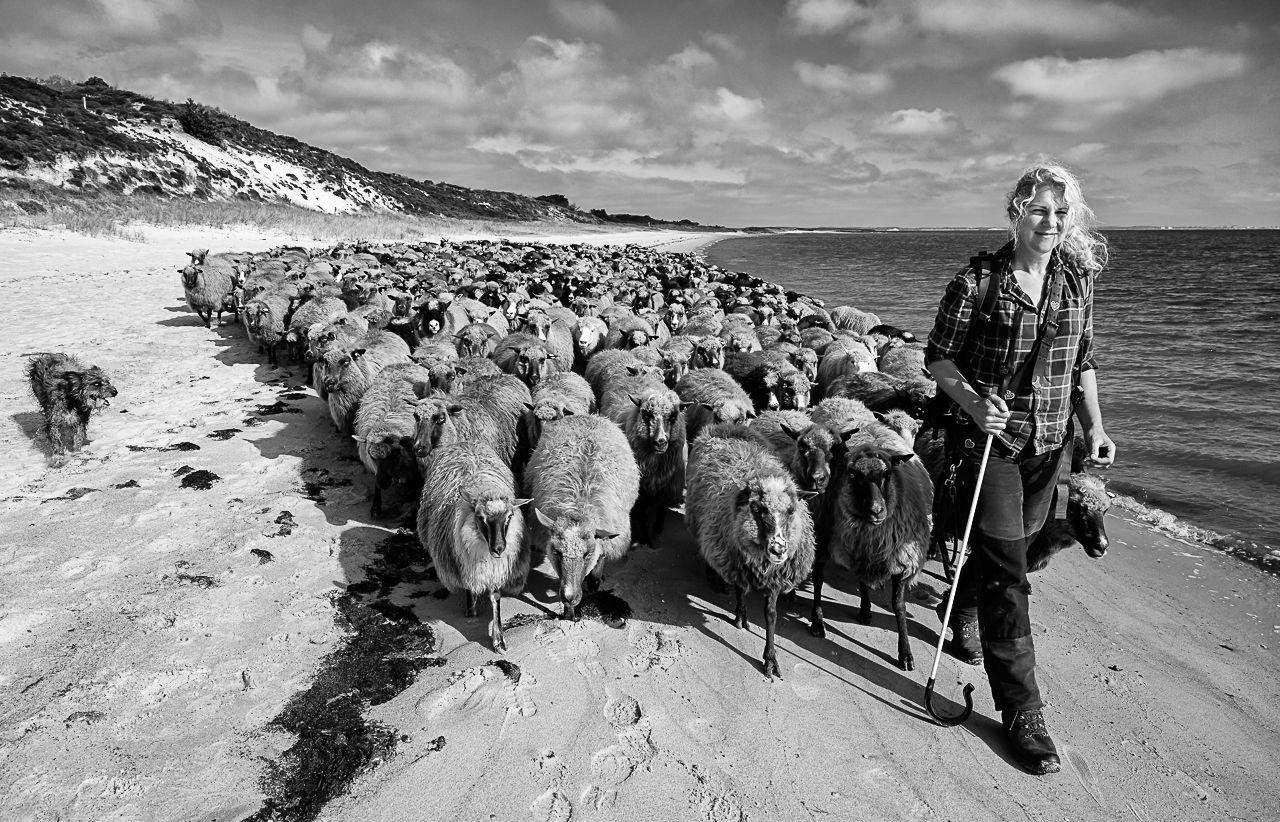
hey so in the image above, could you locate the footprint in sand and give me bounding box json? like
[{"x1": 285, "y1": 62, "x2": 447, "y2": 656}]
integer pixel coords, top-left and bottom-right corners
[
  {"x1": 417, "y1": 662, "x2": 537, "y2": 723},
  {"x1": 625, "y1": 625, "x2": 682, "y2": 672},
  {"x1": 530, "y1": 788, "x2": 572, "y2": 822},
  {"x1": 581, "y1": 692, "x2": 657, "y2": 804},
  {"x1": 697, "y1": 792, "x2": 746, "y2": 822},
  {"x1": 535, "y1": 621, "x2": 605, "y2": 678},
  {"x1": 535, "y1": 749, "x2": 568, "y2": 788}
]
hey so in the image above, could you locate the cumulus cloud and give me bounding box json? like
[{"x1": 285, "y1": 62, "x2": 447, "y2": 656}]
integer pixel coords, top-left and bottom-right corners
[
  {"x1": 549, "y1": 0, "x2": 624, "y2": 36},
  {"x1": 916, "y1": 0, "x2": 1146, "y2": 41},
  {"x1": 794, "y1": 61, "x2": 891, "y2": 95},
  {"x1": 992, "y1": 48, "x2": 1248, "y2": 115},
  {"x1": 786, "y1": 0, "x2": 870, "y2": 36},
  {"x1": 700, "y1": 88, "x2": 764, "y2": 122},
  {"x1": 701, "y1": 32, "x2": 744, "y2": 58},
  {"x1": 668, "y1": 44, "x2": 717, "y2": 71},
  {"x1": 282, "y1": 37, "x2": 474, "y2": 108},
  {"x1": 875, "y1": 108, "x2": 963, "y2": 136}
]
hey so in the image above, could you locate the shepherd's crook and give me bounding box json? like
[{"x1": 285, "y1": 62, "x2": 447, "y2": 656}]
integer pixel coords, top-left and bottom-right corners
[{"x1": 924, "y1": 432, "x2": 994, "y2": 726}]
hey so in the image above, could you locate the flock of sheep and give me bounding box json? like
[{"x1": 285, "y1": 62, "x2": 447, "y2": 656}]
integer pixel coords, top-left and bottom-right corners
[{"x1": 179, "y1": 238, "x2": 1109, "y2": 678}]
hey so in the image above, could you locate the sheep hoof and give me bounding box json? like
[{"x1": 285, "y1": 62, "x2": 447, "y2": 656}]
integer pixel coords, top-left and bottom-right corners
[
  {"x1": 898, "y1": 654, "x2": 915, "y2": 672},
  {"x1": 809, "y1": 620, "x2": 826, "y2": 639},
  {"x1": 763, "y1": 657, "x2": 782, "y2": 679},
  {"x1": 493, "y1": 636, "x2": 508, "y2": 653},
  {"x1": 733, "y1": 615, "x2": 748, "y2": 630}
]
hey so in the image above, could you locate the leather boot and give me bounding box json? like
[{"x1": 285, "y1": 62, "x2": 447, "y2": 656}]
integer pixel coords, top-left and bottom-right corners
[
  {"x1": 935, "y1": 600, "x2": 982, "y2": 665},
  {"x1": 1002, "y1": 709, "x2": 1061, "y2": 775}
]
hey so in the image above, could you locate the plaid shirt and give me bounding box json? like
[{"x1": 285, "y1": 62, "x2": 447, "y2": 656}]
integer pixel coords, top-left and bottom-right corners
[{"x1": 925, "y1": 242, "x2": 1096, "y2": 455}]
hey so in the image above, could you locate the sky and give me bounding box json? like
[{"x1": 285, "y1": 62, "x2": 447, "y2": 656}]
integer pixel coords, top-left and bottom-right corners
[{"x1": 2, "y1": 0, "x2": 1278, "y2": 227}]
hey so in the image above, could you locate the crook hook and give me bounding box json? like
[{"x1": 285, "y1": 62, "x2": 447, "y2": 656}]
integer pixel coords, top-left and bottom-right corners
[{"x1": 925, "y1": 677, "x2": 974, "y2": 726}]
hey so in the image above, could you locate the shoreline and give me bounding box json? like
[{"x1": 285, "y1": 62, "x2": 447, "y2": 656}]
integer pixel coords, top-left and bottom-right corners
[
  {"x1": 3, "y1": 223, "x2": 1272, "y2": 575},
  {"x1": 0, "y1": 223, "x2": 1277, "y2": 821}
]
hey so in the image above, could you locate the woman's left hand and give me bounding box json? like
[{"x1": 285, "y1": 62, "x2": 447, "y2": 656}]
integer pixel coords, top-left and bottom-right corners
[{"x1": 1083, "y1": 428, "x2": 1116, "y2": 467}]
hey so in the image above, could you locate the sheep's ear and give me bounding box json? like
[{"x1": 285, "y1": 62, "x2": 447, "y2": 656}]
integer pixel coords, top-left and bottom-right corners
[
  {"x1": 797, "y1": 489, "x2": 820, "y2": 500},
  {"x1": 840, "y1": 425, "x2": 860, "y2": 440},
  {"x1": 352, "y1": 435, "x2": 365, "y2": 443},
  {"x1": 625, "y1": 365, "x2": 642, "y2": 376},
  {"x1": 524, "y1": 402, "x2": 535, "y2": 411},
  {"x1": 595, "y1": 530, "x2": 620, "y2": 541},
  {"x1": 562, "y1": 408, "x2": 575, "y2": 416},
  {"x1": 512, "y1": 498, "x2": 534, "y2": 508},
  {"x1": 350, "y1": 348, "x2": 367, "y2": 360},
  {"x1": 735, "y1": 485, "x2": 754, "y2": 507},
  {"x1": 700, "y1": 402, "x2": 716, "y2": 412},
  {"x1": 780, "y1": 422, "x2": 802, "y2": 440},
  {"x1": 630, "y1": 394, "x2": 643, "y2": 407},
  {"x1": 920, "y1": 367, "x2": 932, "y2": 378},
  {"x1": 888, "y1": 452, "x2": 914, "y2": 467},
  {"x1": 534, "y1": 507, "x2": 555, "y2": 527},
  {"x1": 447, "y1": 404, "x2": 464, "y2": 415}
]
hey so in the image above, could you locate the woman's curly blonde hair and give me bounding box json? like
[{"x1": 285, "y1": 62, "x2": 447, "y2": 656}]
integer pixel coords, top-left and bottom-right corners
[{"x1": 1007, "y1": 162, "x2": 1109, "y2": 274}]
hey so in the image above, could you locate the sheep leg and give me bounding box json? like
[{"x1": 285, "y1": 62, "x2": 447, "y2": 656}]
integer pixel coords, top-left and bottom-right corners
[
  {"x1": 809, "y1": 551, "x2": 827, "y2": 638},
  {"x1": 650, "y1": 504, "x2": 668, "y2": 545},
  {"x1": 489, "y1": 590, "x2": 506, "y2": 652},
  {"x1": 856, "y1": 582, "x2": 873, "y2": 624},
  {"x1": 465, "y1": 590, "x2": 477, "y2": 618},
  {"x1": 370, "y1": 485, "x2": 383, "y2": 519},
  {"x1": 734, "y1": 585, "x2": 749, "y2": 630},
  {"x1": 763, "y1": 587, "x2": 782, "y2": 679},
  {"x1": 891, "y1": 573, "x2": 915, "y2": 671},
  {"x1": 629, "y1": 499, "x2": 652, "y2": 551}
]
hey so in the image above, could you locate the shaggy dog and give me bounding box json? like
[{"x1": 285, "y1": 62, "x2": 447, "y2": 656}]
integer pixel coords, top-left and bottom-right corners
[{"x1": 26, "y1": 353, "x2": 118, "y2": 467}]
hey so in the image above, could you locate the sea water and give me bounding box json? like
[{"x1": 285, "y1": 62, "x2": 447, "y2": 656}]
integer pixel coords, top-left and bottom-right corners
[{"x1": 704, "y1": 229, "x2": 1280, "y2": 562}]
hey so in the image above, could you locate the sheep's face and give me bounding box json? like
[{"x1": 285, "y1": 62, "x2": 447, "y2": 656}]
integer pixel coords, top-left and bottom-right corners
[
  {"x1": 736, "y1": 477, "x2": 800, "y2": 565},
  {"x1": 785, "y1": 425, "x2": 837, "y2": 494},
  {"x1": 659, "y1": 353, "x2": 689, "y2": 388},
  {"x1": 844, "y1": 448, "x2": 915, "y2": 526},
  {"x1": 503, "y1": 294, "x2": 526, "y2": 319},
  {"x1": 455, "y1": 328, "x2": 492, "y2": 358},
  {"x1": 1068, "y1": 473, "x2": 1111, "y2": 558},
  {"x1": 794, "y1": 349, "x2": 819, "y2": 385},
  {"x1": 525, "y1": 312, "x2": 551, "y2": 341},
  {"x1": 726, "y1": 331, "x2": 757, "y2": 354},
  {"x1": 665, "y1": 304, "x2": 687, "y2": 331},
  {"x1": 373, "y1": 436, "x2": 420, "y2": 490},
  {"x1": 538, "y1": 514, "x2": 617, "y2": 619},
  {"x1": 623, "y1": 329, "x2": 650, "y2": 349},
  {"x1": 577, "y1": 322, "x2": 605, "y2": 355},
  {"x1": 779, "y1": 373, "x2": 811, "y2": 411},
  {"x1": 321, "y1": 348, "x2": 364, "y2": 392},
  {"x1": 694, "y1": 339, "x2": 725, "y2": 369},
  {"x1": 514, "y1": 347, "x2": 551, "y2": 387},
  {"x1": 411, "y1": 400, "x2": 460, "y2": 464},
  {"x1": 710, "y1": 399, "x2": 752, "y2": 428},
  {"x1": 471, "y1": 495, "x2": 523, "y2": 558},
  {"x1": 630, "y1": 393, "x2": 683, "y2": 454}
]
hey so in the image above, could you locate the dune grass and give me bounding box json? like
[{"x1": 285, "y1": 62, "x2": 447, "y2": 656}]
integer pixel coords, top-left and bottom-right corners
[{"x1": 0, "y1": 186, "x2": 630, "y2": 244}]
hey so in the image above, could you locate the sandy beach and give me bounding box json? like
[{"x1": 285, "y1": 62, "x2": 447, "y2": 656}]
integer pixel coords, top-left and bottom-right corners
[{"x1": 1, "y1": 225, "x2": 1277, "y2": 822}]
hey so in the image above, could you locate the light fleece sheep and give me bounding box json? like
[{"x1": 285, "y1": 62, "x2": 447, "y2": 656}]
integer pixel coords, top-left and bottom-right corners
[
  {"x1": 685, "y1": 431, "x2": 816, "y2": 679},
  {"x1": 320, "y1": 330, "x2": 412, "y2": 434},
  {"x1": 353, "y1": 361, "x2": 433, "y2": 518},
  {"x1": 409, "y1": 373, "x2": 532, "y2": 469},
  {"x1": 675, "y1": 368, "x2": 756, "y2": 442},
  {"x1": 417, "y1": 442, "x2": 532, "y2": 652},
  {"x1": 180, "y1": 251, "x2": 239, "y2": 328},
  {"x1": 525, "y1": 413, "x2": 641, "y2": 619}
]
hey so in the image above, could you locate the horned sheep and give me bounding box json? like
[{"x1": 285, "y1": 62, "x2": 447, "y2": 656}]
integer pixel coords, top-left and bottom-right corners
[
  {"x1": 525, "y1": 414, "x2": 641, "y2": 619},
  {"x1": 320, "y1": 330, "x2": 412, "y2": 434},
  {"x1": 812, "y1": 427, "x2": 932, "y2": 671},
  {"x1": 600, "y1": 373, "x2": 690, "y2": 551},
  {"x1": 417, "y1": 443, "x2": 532, "y2": 652}
]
